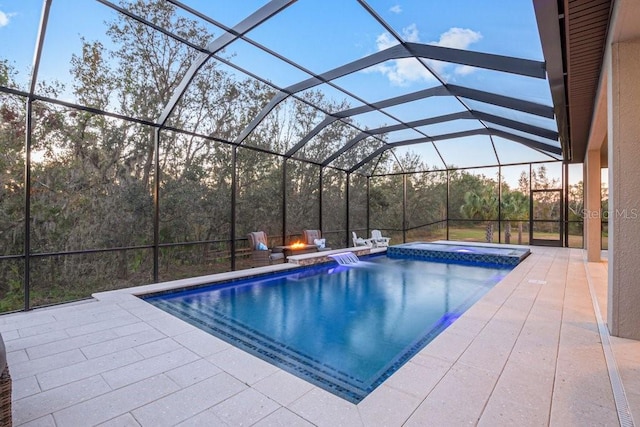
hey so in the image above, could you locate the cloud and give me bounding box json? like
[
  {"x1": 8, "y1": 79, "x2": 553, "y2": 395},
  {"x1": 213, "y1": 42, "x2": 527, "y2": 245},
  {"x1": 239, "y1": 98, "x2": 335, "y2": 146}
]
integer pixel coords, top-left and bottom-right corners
[
  {"x1": 432, "y1": 27, "x2": 482, "y2": 50},
  {"x1": 369, "y1": 24, "x2": 434, "y2": 86},
  {"x1": 0, "y1": 10, "x2": 14, "y2": 27},
  {"x1": 369, "y1": 25, "x2": 482, "y2": 85},
  {"x1": 429, "y1": 27, "x2": 482, "y2": 76},
  {"x1": 390, "y1": 5, "x2": 402, "y2": 14}
]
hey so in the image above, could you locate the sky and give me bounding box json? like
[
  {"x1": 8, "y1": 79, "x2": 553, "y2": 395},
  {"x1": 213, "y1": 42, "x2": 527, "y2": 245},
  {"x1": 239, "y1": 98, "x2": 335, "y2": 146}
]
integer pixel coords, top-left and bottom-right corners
[{"x1": 0, "y1": 0, "x2": 562, "y2": 178}]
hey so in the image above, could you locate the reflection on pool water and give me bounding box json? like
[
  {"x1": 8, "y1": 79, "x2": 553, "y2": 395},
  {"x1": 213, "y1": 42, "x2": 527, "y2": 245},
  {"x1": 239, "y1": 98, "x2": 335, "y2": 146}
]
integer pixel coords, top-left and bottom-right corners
[{"x1": 143, "y1": 253, "x2": 514, "y2": 403}]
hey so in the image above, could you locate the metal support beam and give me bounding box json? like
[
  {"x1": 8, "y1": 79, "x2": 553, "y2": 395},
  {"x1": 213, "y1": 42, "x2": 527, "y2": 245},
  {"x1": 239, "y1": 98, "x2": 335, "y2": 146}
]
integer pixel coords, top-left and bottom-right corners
[
  {"x1": 23, "y1": 0, "x2": 53, "y2": 310},
  {"x1": 153, "y1": 128, "x2": 161, "y2": 282},
  {"x1": 157, "y1": 0, "x2": 295, "y2": 126},
  {"x1": 403, "y1": 174, "x2": 407, "y2": 243},
  {"x1": 231, "y1": 146, "x2": 237, "y2": 270},
  {"x1": 348, "y1": 128, "x2": 562, "y2": 173},
  {"x1": 282, "y1": 159, "x2": 287, "y2": 245},
  {"x1": 406, "y1": 42, "x2": 547, "y2": 79}
]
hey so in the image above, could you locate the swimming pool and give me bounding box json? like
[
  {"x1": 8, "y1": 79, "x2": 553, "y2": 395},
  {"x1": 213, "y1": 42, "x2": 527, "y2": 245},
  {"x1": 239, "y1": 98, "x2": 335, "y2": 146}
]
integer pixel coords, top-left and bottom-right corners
[{"x1": 143, "y1": 253, "x2": 513, "y2": 403}]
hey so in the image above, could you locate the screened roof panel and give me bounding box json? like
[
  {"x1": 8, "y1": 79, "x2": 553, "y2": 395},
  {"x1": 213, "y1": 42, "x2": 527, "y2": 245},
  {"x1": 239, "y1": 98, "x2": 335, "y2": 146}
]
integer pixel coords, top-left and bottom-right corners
[
  {"x1": 365, "y1": 0, "x2": 544, "y2": 60},
  {"x1": 298, "y1": 84, "x2": 366, "y2": 113},
  {"x1": 383, "y1": 128, "x2": 427, "y2": 144},
  {"x1": 380, "y1": 96, "x2": 467, "y2": 124},
  {"x1": 1, "y1": 0, "x2": 564, "y2": 176},
  {"x1": 362, "y1": 149, "x2": 402, "y2": 176},
  {"x1": 487, "y1": 123, "x2": 560, "y2": 152},
  {"x1": 414, "y1": 119, "x2": 484, "y2": 138},
  {"x1": 292, "y1": 119, "x2": 360, "y2": 164},
  {"x1": 0, "y1": 2, "x2": 41, "y2": 90},
  {"x1": 347, "y1": 109, "x2": 399, "y2": 133},
  {"x1": 330, "y1": 60, "x2": 440, "y2": 103},
  {"x1": 222, "y1": 38, "x2": 313, "y2": 88},
  {"x1": 174, "y1": 0, "x2": 270, "y2": 28},
  {"x1": 329, "y1": 136, "x2": 386, "y2": 170},
  {"x1": 243, "y1": 94, "x2": 327, "y2": 154},
  {"x1": 462, "y1": 99, "x2": 558, "y2": 131},
  {"x1": 244, "y1": 1, "x2": 383, "y2": 73},
  {"x1": 492, "y1": 137, "x2": 560, "y2": 165},
  {"x1": 165, "y1": 59, "x2": 275, "y2": 140},
  {"x1": 452, "y1": 68, "x2": 554, "y2": 105},
  {"x1": 387, "y1": 144, "x2": 447, "y2": 172},
  {"x1": 434, "y1": 135, "x2": 499, "y2": 168},
  {"x1": 35, "y1": 1, "x2": 121, "y2": 100},
  {"x1": 167, "y1": 3, "x2": 230, "y2": 47}
]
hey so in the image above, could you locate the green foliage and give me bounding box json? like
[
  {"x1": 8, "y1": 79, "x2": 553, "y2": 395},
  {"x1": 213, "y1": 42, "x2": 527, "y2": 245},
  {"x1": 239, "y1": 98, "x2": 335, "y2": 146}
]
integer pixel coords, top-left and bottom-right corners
[{"x1": 0, "y1": 0, "x2": 576, "y2": 311}]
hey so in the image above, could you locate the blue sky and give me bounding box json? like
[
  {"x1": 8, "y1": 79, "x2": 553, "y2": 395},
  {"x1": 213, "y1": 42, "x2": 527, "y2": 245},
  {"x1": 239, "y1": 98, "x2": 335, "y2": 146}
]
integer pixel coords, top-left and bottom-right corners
[{"x1": 0, "y1": 1, "x2": 561, "y2": 177}]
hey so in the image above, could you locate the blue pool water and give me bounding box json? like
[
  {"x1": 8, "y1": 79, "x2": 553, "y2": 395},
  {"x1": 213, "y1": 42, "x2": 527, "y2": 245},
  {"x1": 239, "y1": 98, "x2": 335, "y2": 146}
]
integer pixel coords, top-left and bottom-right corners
[{"x1": 143, "y1": 254, "x2": 512, "y2": 402}]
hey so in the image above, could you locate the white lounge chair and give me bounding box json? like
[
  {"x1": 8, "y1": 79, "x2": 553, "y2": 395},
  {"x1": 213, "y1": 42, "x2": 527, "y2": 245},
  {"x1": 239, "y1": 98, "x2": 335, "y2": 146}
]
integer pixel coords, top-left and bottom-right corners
[
  {"x1": 352, "y1": 231, "x2": 373, "y2": 248},
  {"x1": 371, "y1": 229, "x2": 390, "y2": 247}
]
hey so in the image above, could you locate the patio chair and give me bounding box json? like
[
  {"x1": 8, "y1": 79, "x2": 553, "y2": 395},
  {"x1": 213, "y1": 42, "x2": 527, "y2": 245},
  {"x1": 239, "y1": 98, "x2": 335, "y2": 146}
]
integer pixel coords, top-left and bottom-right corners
[
  {"x1": 0, "y1": 333, "x2": 11, "y2": 427},
  {"x1": 302, "y1": 229, "x2": 332, "y2": 251},
  {"x1": 371, "y1": 229, "x2": 391, "y2": 247},
  {"x1": 248, "y1": 231, "x2": 285, "y2": 267},
  {"x1": 352, "y1": 231, "x2": 373, "y2": 248}
]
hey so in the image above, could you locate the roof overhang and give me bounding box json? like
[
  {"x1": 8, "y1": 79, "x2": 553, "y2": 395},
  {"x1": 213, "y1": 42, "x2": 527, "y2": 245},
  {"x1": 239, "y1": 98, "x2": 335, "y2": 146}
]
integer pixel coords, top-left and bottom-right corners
[{"x1": 533, "y1": 0, "x2": 613, "y2": 163}]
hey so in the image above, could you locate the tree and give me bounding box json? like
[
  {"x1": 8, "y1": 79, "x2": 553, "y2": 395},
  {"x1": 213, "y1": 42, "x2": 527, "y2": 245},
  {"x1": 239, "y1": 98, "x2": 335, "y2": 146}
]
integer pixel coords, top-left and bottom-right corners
[
  {"x1": 501, "y1": 189, "x2": 528, "y2": 244},
  {"x1": 460, "y1": 187, "x2": 499, "y2": 242}
]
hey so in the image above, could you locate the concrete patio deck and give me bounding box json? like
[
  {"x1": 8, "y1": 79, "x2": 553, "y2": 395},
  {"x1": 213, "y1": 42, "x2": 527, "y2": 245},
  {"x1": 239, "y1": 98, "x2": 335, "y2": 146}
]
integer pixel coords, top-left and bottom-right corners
[{"x1": 1, "y1": 247, "x2": 638, "y2": 426}]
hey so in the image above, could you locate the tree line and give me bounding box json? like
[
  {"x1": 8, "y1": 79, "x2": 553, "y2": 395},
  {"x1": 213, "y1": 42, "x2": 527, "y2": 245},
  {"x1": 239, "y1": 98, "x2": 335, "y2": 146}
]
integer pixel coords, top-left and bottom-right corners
[{"x1": 0, "y1": 1, "x2": 582, "y2": 311}]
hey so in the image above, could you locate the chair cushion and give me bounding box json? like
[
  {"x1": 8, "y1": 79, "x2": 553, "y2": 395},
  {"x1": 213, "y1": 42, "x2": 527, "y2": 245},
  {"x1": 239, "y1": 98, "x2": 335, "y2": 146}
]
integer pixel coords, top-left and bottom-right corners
[
  {"x1": 303, "y1": 230, "x2": 321, "y2": 244},
  {"x1": 313, "y1": 238, "x2": 326, "y2": 249},
  {"x1": 0, "y1": 333, "x2": 6, "y2": 372},
  {"x1": 257, "y1": 242, "x2": 268, "y2": 250}
]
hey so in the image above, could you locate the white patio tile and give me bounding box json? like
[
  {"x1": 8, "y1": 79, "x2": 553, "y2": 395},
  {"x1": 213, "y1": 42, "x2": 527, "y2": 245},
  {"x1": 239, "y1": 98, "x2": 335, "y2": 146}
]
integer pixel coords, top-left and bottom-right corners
[
  {"x1": 357, "y1": 384, "x2": 421, "y2": 426},
  {"x1": 143, "y1": 313, "x2": 196, "y2": 337},
  {"x1": 382, "y1": 356, "x2": 450, "y2": 399},
  {"x1": 133, "y1": 337, "x2": 182, "y2": 359},
  {"x1": 172, "y1": 328, "x2": 231, "y2": 357},
  {"x1": 10, "y1": 348, "x2": 86, "y2": 380},
  {"x1": 26, "y1": 328, "x2": 118, "y2": 360},
  {"x1": 416, "y1": 329, "x2": 473, "y2": 363},
  {"x1": 64, "y1": 312, "x2": 141, "y2": 337},
  {"x1": 207, "y1": 346, "x2": 279, "y2": 385},
  {"x1": 13, "y1": 375, "x2": 111, "y2": 425},
  {"x1": 5, "y1": 329, "x2": 70, "y2": 353},
  {"x1": 456, "y1": 326, "x2": 520, "y2": 375},
  {"x1": 2, "y1": 248, "x2": 633, "y2": 427},
  {"x1": 121, "y1": 303, "x2": 172, "y2": 322},
  {"x1": 165, "y1": 358, "x2": 222, "y2": 388},
  {"x1": 101, "y1": 347, "x2": 199, "y2": 390},
  {"x1": 0, "y1": 328, "x2": 19, "y2": 341},
  {"x1": 404, "y1": 363, "x2": 498, "y2": 426},
  {"x1": 174, "y1": 409, "x2": 227, "y2": 427},
  {"x1": 209, "y1": 388, "x2": 280, "y2": 426},
  {"x1": 288, "y1": 388, "x2": 362, "y2": 427},
  {"x1": 131, "y1": 373, "x2": 247, "y2": 427},
  {"x1": 111, "y1": 321, "x2": 155, "y2": 337},
  {"x1": 479, "y1": 373, "x2": 554, "y2": 426},
  {"x1": 18, "y1": 414, "x2": 57, "y2": 427},
  {"x1": 12, "y1": 375, "x2": 41, "y2": 400},
  {"x1": 0, "y1": 311, "x2": 56, "y2": 332},
  {"x1": 252, "y1": 407, "x2": 314, "y2": 427},
  {"x1": 97, "y1": 413, "x2": 142, "y2": 427},
  {"x1": 37, "y1": 348, "x2": 143, "y2": 390},
  {"x1": 549, "y1": 396, "x2": 619, "y2": 426},
  {"x1": 52, "y1": 374, "x2": 180, "y2": 426},
  {"x1": 16, "y1": 306, "x2": 124, "y2": 338},
  {"x1": 253, "y1": 369, "x2": 315, "y2": 407},
  {"x1": 81, "y1": 328, "x2": 166, "y2": 359},
  {"x1": 7, "y1": 348, "x2": 29, "y2": 364}
]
